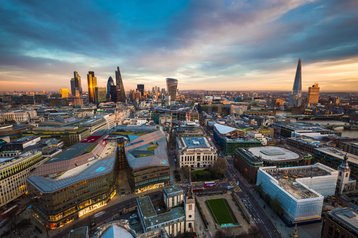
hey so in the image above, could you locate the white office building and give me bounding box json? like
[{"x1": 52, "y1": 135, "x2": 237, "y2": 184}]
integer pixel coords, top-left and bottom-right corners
[{"x1": 256, "y1": 163, "x2": 338, "y2": 224}]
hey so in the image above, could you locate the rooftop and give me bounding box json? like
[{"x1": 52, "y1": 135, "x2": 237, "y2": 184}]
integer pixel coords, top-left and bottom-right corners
[
  {"x1": 163, "y1": 185, "x2": 183, "y2": 197},
  {"x1": 182, "y1": 137, "x2": 209, "y2": 149},
  {"x1": 248, "y1": 146, "x2": 300, "y2": 162},
  {"x1": 316, "y1": 147, "x2": 358, "y2": 165},
  {"x1": 328, "y1": 207, "x2": 358, "y2": 235},
  {"x1": 260, "y1": 163, "x2": 336, "y2": 200},
  {"x1": 213, "y1": 123, "x2": 237, "y2": 135}
]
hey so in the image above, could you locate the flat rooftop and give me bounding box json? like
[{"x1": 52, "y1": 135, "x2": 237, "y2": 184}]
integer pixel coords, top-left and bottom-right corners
[
  {"x1": 182, "y1": 137, "x2": 209, "y2": 149},
  {"x1": 261, "y1": 163, "x2": 335, "y2": 199},
  {"x1": 249, "y1": 146, "x2": 300, "y2": 162},
  {"x1": 137, "y1": 196, "x2": 185, "y2": 229},
  {"x1": 163, "y1": 185, "x2": 183, "y2": 197},
  {"x1": 316, "y1": 147, "x2": 358, "y2": 165},
  {"x1": 328, "y1": 208, "x2": 358, "y2": 235}
]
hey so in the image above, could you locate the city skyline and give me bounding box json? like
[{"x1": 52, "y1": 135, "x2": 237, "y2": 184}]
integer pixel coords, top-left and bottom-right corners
[{"x1": 0, "y1": 0, "x2": 358, "y2": 91}]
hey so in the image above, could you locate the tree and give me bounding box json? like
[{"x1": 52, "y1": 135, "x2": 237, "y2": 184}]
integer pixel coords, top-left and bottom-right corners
[{"x1": 210, "y1": 157, "x2": 228, "y2": 177}]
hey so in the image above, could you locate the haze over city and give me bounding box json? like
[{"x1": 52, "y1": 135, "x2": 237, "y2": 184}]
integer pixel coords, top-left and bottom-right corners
[{"x1": 1, "y1": 0, "x2": 358, "y2": 91}]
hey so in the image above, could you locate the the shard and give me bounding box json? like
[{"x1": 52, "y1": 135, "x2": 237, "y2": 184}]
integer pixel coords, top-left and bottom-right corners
[
  {"x1": 291, "y1": 59, "x2": 302, "y2": 107},
  {"x1": 115, "y1": 67, "x2": 126, "y2": 102}
]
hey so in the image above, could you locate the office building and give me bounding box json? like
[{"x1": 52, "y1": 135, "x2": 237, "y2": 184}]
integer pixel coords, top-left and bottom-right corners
[
  {"x1": 137, "y1": 84, "x2": 144, "y2": 96},
  {"x1": 73, "y1": 71, "x2": 82, "y2": 95},
  {"x1": 322, "y1": 208, "x2": 358, "y2": 238},
  {"x1": 70, "y1": 78, "x2": 76, "y2": 96},
  {"x1": 290, "y1": 59, "x2": 302, "y2": 107},
  {"x1": 27, "y1": 136, "x2": 118, "y2": 229},
  {"x1": 95, "y1": 87, "x2": 107, "y2": 104},
  {"x1": 106, "y1": 76, "x2": 115, "y2": 101},
  {"x1": 166, "y1": 78, "x2": 178, "y2": 102},
  {"x1": 112, "y1": 126, "x2": 170, "y2": 193},
  {"x1": 0, "y1": 151, "x2": 45, "y2": 207},
  {"x1": 213, "y1": 123, "x2": 261, "y2": 155},
  {"x1": 176, "y1": 136, "x2": 217, "y2": 168},
  {"x1": 59, "y1": 88, "x2": 70, "y2": 98},
  {"x1": 314, "y1": 147, "x2": 358, "y2": 179},
  {"x1": 115, "y1": 67, "x2": 126, "y2": 102},
  {"x1": 87, "y1": 71, "x2": 97, "y2": 103},
  {"x1": 307, "y1": 83, "x2": 320, "y2": 105},
  {"x1": 256, "y1": 163, "x2": 338, "y2": 224}
]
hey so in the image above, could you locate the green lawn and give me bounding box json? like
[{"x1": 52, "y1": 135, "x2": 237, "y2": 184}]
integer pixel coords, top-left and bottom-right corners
[{"x1": 206, "y1": 199, "x2": 238, "y2": 226}]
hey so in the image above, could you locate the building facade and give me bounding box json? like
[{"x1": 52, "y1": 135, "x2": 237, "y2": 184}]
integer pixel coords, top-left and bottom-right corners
[
  {"x1": 0, "y1": 151, "x2": 45, "y2": 207},
  {"x1": 176, "y1": 136, "x2": 217, "y2": 168},
  {"x1": 307, "y1": 83, "x2": 320, "y2": 105},
  {"x1": 166, "y1": 78, "x2": 178, "y2": 102},
  {"x1": 321, "y1": 208, "x2": 358, "y2": 238}
]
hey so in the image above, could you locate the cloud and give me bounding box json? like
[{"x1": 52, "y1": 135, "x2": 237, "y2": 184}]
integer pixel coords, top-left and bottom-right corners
[{"x1": 0, "y1": 0, "x2": 357, "y2": 91}]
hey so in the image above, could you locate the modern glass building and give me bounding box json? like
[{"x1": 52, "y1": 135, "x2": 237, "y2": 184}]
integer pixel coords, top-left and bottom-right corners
[
  {"x1": 106, "y1": 76, "x2": 115, "y2": 101},
  {"x1": 166, "y1": 78, "x2": 178, "y2": 102},
  {"x1": 27, "y1": 137, "x2": 118, "y2": 229},
  {"x1": 115, "y1": 67, "x2": 126, "y2": 102},
  {"x1": 87, "y1": 71, "x2": 97, "y2": 103}
]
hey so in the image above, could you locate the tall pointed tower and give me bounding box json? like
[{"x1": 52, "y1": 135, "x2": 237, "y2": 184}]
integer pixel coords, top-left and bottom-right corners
[
  {"x1": 291, "y1": 59, "x2": 302, "y2": 107},
  {"x1": 115, "y1": 67, "x2": 126, "y2": 102},
  {"x1": 185, "y1": 167, "x2": 195, "y2": 232}
]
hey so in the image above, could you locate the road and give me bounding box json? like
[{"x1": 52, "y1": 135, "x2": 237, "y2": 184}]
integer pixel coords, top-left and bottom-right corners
[
  {"x1": 226, "y1": 157, "x2": 282, "y2": 238},
  {"x1": 51, "y1": 191, "x2": 162, "y2": 238}
]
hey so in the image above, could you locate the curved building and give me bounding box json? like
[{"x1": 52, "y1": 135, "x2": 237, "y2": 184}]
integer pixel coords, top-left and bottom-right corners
[
  {"x1": 27, "y1": 136, "x2": 118, "y2": 230},
  {"x1": 107, "y1": 76, "x2": 115, "y2": 101},
  {"x1": 166, "y1": 78, "x2": 178, "y2": 102}
]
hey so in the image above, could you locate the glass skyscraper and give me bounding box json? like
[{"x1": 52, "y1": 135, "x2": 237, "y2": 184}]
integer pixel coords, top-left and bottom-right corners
[
  {"x1": 166, "y1": 78, "x2": 178, "y2": 102},
  {"x1": 87, "y1": 71, "x2": 97, "y2": 103}
]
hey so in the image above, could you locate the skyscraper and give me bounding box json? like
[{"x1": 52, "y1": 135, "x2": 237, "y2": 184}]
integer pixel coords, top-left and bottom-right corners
[
  {"x1": 291, "y1": 59, "x2": 302, "y2": 107},
  {"x1": 70, "y1": 78, "x2": 76, "y2": 96},
  {"x1": 87, "y1": 71, "x2": 97, "y2": 103},
  {"x1": 307, "y1": 83, "x2": 320, "y2": 105},
  {"x1": 137, "y1": 84, "x2": 144, "y2": 96},
  {"x1": 115, "y1": 67, "x2": 126, "y2": 102},
  {"x1": 95, "y1": 87, "x2": 106, "y2": 104},
  {"x1": 166, "y1": 78, "x2": 178, "y2": 102},
  {"x1": 106, "y1": 76, "x2": 115, "y2": 101},
  {"x1": 73, "y1": 71, "x2": 82, "y2": 95}
]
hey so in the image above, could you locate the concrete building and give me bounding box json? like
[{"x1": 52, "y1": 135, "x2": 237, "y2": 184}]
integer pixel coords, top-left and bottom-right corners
[
  {"x1": 176, "y1": 136, "x2": 217, "y2": 168},
  {"x1": 256, "y1": 163, "x2": 338, "y2": 224},
  {"x1": 0, "y1": 151, "x2": 45, "y2": 207},
  {"x1": 322, "y1": 208, "x2": 358, "y2": 238},
  {"x1": 136, "y1": 185, "x2": 194, "y2": 237}
]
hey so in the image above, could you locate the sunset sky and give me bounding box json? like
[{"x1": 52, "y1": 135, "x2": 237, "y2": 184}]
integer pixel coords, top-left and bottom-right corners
[{"x1": 0, "y1": 0, "x2": 358, "y2": 92}]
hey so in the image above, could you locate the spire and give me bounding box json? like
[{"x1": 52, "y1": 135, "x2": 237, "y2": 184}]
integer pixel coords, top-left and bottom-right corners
[
  {"x1": 339, "y1": 153, "x2": 350, "y2": 170},
  {"x1": 293, "y1": 59, "x2": 302, "y2": 94},
  {"x1": 290, "y1": 224, "x2": 299, "y2": 238}
]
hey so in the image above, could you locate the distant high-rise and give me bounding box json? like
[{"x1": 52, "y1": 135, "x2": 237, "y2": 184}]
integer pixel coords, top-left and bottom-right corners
[
  {"x1": 137, "y1": 84, "x2": 144, "y2": 96},
  {"x1": 307, "y1": 83, "x2": 320, "y2": 105},
  {"x1": 106, "y1": 76, "x2": 115, "y2": 101},
  {"x1": 166, "y1": 78, "x2": 178, "y2": 102},
  {"x1": 115, "y1": 67, "x2": 126, "y2": 102},
  {"x1": 73, "y1": 71, "x2": 82, "y2": 95},
  {"x1": 95, "y1": 87, "x2": 106, "y2": 104},
  {"x1": 291, "y1": 59, "x2": 302, "y2": 107},
  {"x1": 87, "y1": 71, "x2": 97, "y2": 103},
  {"x1": 70, "y1": 78, "x2": 76, "y2": 96}
]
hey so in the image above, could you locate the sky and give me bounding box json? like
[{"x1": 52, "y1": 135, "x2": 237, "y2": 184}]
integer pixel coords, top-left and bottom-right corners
[{"x1": 0, "y1": 0, "x2": 358, "y2": 92}]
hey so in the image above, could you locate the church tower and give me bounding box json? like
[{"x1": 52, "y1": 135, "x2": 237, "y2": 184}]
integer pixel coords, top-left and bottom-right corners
[
  {"x1": 336, "y1": 154, "x2": 352, "y2": 194},
  {"x1": 185, "y1": 168, "x2": 195, "y2": 232}
]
